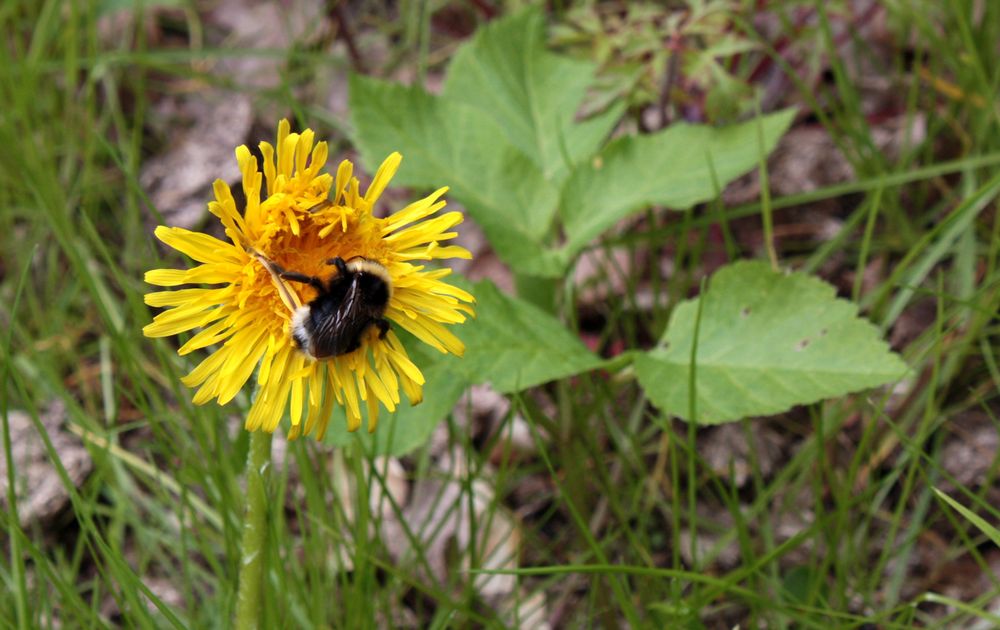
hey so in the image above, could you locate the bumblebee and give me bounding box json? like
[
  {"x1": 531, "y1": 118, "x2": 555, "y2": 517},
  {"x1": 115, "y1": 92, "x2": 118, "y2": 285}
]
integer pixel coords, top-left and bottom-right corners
[{"x1": 256, "y1": 254, "x2": 392, "y2": 359}]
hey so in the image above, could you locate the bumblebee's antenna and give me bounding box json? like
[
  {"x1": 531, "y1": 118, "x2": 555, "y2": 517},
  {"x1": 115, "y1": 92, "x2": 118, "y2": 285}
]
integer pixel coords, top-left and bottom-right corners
[{"x1": 306, "y1": 199, "x2": 332, "y2": 213}]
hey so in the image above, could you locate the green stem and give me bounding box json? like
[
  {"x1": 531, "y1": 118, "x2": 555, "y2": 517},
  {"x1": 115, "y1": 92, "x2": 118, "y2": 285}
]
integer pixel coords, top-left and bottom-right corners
[
  {"x1": 234, "y1": 430, "x2": 273, "y2": 630},
  {"x1": 755, "y1": 101, "x2": 778, "y2": 271}
]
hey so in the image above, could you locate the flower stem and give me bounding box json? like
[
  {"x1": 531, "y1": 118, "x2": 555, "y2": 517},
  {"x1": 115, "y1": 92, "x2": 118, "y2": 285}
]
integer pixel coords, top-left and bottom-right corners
[{"x1": 234, "y1": 430, "x2": 273, "y2": 630}]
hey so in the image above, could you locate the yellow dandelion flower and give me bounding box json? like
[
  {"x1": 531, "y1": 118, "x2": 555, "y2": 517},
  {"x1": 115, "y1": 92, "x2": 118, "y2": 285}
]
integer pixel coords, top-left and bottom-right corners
[{"x1": 144, "y1": 120, "x2": 474, "y2": 439}]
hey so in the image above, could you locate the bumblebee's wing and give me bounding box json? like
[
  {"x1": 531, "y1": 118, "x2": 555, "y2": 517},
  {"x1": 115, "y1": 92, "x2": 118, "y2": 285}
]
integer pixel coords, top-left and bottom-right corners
[
  {"x1": 334, "y1": 278, "x2": 372, "y2": 333},
  {"x1": 311, "y1": 277, "x2": 371, "y2": 356}
]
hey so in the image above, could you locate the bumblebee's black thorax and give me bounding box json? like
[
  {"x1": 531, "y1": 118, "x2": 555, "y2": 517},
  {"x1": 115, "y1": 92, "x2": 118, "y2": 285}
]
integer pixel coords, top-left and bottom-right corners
[{"x1": 291, "y1": 258, "x2": 392, "y2": 359}]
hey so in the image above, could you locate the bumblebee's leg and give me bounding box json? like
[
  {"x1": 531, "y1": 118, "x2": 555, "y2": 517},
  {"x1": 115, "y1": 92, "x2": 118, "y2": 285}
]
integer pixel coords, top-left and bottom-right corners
[
  {"x1": 326, "y1": 257, "x2": 349, "y2": 276},
  {"x1": 262, "y1": 258, "x2": 324, "y2": 291},
  {"x1": 278, "y1": 270, "x2": 325, "y2": 292},
  {"x1": 248, "y1": 250, "x2": 304, "y2": 311},
  {"x1": 374, "y1": 318, "x2": 390, "y2": 339},
  {"x1": 343, "y1": 338, "x2": 363, "y2": 354}
]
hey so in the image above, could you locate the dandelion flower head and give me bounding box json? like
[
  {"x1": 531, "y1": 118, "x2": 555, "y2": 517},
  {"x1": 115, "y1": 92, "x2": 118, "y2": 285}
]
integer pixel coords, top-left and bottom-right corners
[{"x1": 144, "y1": 120, "x2": 474, "y2": 439}]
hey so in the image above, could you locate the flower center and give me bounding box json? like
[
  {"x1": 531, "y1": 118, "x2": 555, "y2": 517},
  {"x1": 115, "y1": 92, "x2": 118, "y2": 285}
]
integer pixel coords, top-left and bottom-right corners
[{"x1": 250, "y1": 204, "x2": 391, "y2": 311}]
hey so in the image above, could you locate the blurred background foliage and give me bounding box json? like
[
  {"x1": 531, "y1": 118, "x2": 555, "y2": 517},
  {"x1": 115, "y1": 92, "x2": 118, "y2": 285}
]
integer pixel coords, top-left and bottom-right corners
[{"x1": 2, "y1": 0, "x2": 1000, "y2": 627}]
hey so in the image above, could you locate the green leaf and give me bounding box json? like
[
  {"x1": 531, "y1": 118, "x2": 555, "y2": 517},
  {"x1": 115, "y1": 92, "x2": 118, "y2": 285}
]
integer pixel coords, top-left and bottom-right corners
[
  {"x1": 559, "y1": 109, "x2": 796, "y2": 257},
  {"x1": 321, "y1": 278, "x2": 605, "y2": 452},
  {"x1": 349, "y1": 75, "x2": 563, "y2": 277},
  {"x1": 933, "y1": 488, "x2": 1000, "y2": 548},
  {"x1": 635, "y1": 261, "x2": 908, "y2": 424},
  {"x1": 99, "y1": 0, "x2": 183, "y2": 14},
  {"x1": 442, "y1": 9, "x2": 623, "y2": 183},
  {"x1": 703, "y1": 63, "x2": 755, "y2": 122},
  {"x1": 322, "y1": 345, "x2": 469, "y2": 456},
  {"x1": 456, "y1": 280, "x2": 604, "y2": 392},
  {"x1": 780, "y1": 565, "x2": 827, "y2": 607}
]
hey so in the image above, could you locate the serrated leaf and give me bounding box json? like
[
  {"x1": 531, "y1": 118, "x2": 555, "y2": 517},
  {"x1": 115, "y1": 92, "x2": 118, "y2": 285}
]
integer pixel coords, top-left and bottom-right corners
[
  {"x1": 559, "y1": 109, "x2": 795, "y2": 257},
  {"x1": 349, "y1": 75, "x2": 564, "y2": 277},
  {"x1": 442, "y1": 9, "x2": 623, "y2": 183},
  {"x1": 635, "y1": 261, "x2": 908, "y2": 424},
  {"x1": 457, "y1": 280, "x2": 604, "y2": 392},
  {"x1": 322, "y1": 278, "x2": 604, "y2": 451}
]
